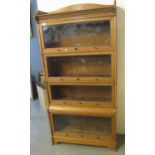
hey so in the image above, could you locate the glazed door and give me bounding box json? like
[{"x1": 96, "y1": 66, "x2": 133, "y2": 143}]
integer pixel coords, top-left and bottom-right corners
[
  {"x1": 52, "y1": 114, "x2": 115, "y2": 140},
  {"x1": 47, "y1": 83, "x2": 115, "y2": 107},
  {"x1": 40, "y1": 17, "x2": 115, "y2": 53},
  {"x1": 44, "y1": 53, "x2": 115, "y2": 83}
]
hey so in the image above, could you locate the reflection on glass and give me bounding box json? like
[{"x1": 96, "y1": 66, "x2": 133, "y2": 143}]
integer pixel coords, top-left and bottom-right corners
[{"x1": 43, "y1": 20, "x2": 111, "y2": 48}]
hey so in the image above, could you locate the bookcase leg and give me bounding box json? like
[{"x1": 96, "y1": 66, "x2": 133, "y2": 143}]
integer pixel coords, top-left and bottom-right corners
[
  {"x1": 109, "y1": 142, "x2": 116, "y2": 151},
  {"x1": 52, "y1": 137, "x2": 59, "y2": 145},
  {"x1": 51, "y1": 137, "x2": 55, "y2": 145}
]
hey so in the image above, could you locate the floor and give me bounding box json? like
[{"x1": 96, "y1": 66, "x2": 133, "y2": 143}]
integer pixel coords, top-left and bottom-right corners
[{"x1": 30, "y1": 99, "x2": 125, "y2": 155}]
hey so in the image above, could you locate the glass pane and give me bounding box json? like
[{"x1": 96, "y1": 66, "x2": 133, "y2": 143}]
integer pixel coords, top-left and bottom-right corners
[
  {"x1": 43, "y1": 20, "x2": 111, "y2": 48},
  {"x1": 51, "y1": 85, "x2": 112, "y2": 102},
  {"x1": 53, "y1": 115, "x2": 112, "y2": 136},
  {"x1": 47, "y1": 55, "x2": 111, "y2": 77}
]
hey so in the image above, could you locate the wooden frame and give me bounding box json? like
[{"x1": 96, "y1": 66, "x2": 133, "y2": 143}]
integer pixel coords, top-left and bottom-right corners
[{"x1": 35, "y1": 3, "x2": 117, "y2": 151}]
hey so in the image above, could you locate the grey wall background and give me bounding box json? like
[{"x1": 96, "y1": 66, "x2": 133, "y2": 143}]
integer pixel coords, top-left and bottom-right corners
[{"x1": 30, "y1": 0, "x2": 42, "y2": 82}]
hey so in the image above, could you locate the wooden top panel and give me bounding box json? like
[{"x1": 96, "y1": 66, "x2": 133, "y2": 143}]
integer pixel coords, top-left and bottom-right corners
[{"x1": 35, "y1": 3, "x2": 116, "y2": 23}]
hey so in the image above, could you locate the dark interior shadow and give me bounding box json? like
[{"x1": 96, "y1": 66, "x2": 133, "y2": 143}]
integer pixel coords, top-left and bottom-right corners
[
  {"x1": 116, "y1": 5, "x2": 125, "y2": 150},
  {"x1": 117, "y1": 134, "x2": 125, "y2": 149}
]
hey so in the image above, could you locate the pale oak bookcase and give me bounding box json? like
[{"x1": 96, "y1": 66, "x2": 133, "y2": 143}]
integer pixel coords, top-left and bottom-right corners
[{"x1": 35, "y1": 3, "x2": 117, "y2": 150}]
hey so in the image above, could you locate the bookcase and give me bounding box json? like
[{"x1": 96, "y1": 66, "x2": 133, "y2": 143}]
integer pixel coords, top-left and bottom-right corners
[{"x1": 36, "y1": 3, "x2": 116, "y2": 150}]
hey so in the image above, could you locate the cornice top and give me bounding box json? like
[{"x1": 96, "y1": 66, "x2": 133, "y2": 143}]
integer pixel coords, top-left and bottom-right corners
[{"x1": 35, "y1": 3, "x2": 116, "y2": 23}]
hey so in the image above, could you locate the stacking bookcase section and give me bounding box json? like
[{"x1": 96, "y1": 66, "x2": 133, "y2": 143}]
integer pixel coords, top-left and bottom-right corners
[
  {"x1": 47, "y1": 83, "x2": 115, "y2": 107},
  {"x1": 36, "y1": 3, "x2": 117, "y2": 150},
  {"x1": 49, "y1": 112, "x2": 116, "y2": 149},
  {"x1": 44, "y1": 53, "x2": 116, "y2": 83}
]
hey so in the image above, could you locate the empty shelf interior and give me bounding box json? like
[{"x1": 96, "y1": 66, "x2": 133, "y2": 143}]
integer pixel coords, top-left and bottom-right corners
[
  {"x1": 53, "y1": 115, "x2": 112, "y2": 136},
  {"x1": 42, "y1": 20, "x2": 111, "y2": 48},
  {"x1": 47, "y1": 55, "x2": 111, "y2": 77},
  {"x1": 51, "y1": 85, "x2": 112, "y2": 102}
]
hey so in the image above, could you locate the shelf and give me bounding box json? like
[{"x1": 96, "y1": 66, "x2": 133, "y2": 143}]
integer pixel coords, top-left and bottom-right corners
[
  {"x1": 53, "y1": 115, "x2": 112, "y2": 136},
  {"x1": 42, "y1": 46, "x2": 115, "y2": 55},
  {"x1": 53, "y1": 97, "x2": 111, "y2": 102},
  {"x1": 46, "y1": 77, "x2": 115, "y2": 83}
]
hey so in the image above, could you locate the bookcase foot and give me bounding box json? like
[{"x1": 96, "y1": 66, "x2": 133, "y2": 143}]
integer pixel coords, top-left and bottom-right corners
[
  {"x1": 52, "y1": 136, "x2": 116, "y2": 151},
  {"x1": 109, "y1": 142, "x2": 116, "y2": 151},
  {"x1": 51, "y1": 137, "x2": 56, "y2": 145},
  {"x1": 52, "y1": 138, "x2": 59, "y2": 145}
]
